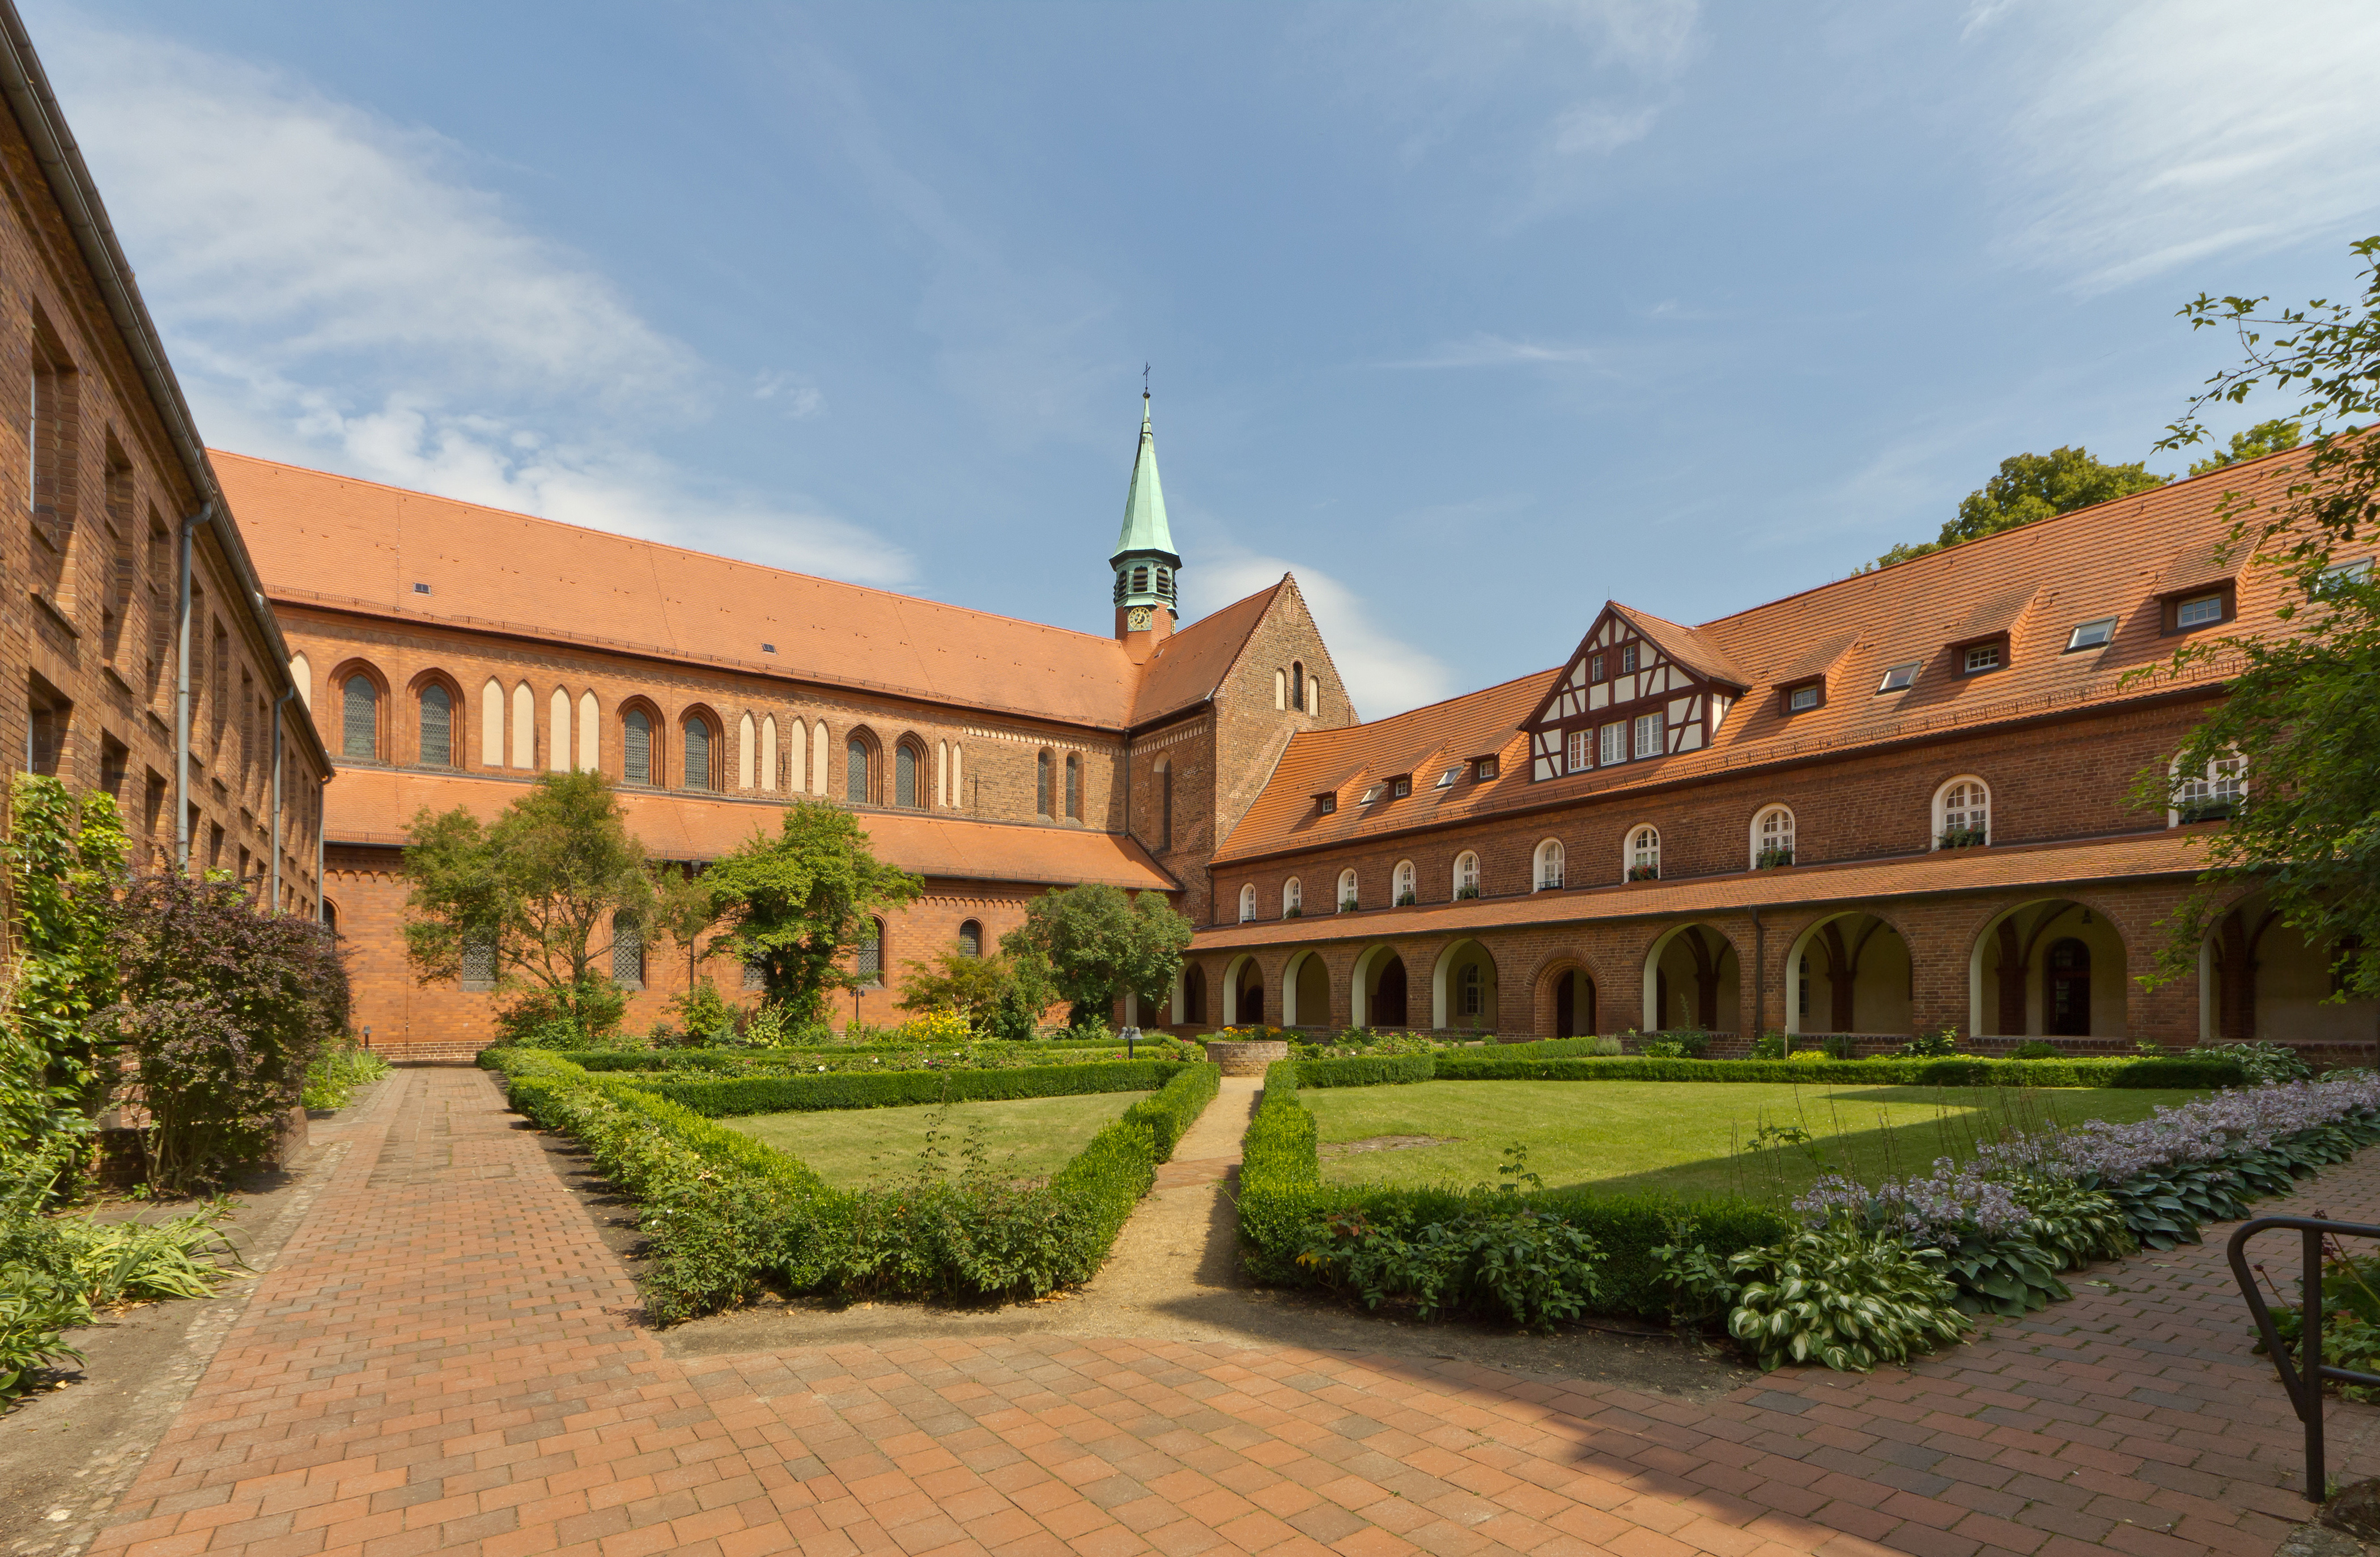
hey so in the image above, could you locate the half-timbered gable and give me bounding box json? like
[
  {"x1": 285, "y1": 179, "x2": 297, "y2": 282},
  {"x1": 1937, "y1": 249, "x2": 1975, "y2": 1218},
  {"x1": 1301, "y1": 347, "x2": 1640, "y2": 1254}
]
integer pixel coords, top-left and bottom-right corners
[{"x1": 1522, "y1": 604, "x2": 1752, "y2": 783}]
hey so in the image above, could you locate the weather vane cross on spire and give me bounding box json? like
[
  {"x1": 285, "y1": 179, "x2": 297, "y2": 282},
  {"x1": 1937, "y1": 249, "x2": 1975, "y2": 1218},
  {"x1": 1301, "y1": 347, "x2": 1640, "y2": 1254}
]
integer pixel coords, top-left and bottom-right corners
[{"x1": 1142, "y1": 362, "x2": 1150, "y2": 397}]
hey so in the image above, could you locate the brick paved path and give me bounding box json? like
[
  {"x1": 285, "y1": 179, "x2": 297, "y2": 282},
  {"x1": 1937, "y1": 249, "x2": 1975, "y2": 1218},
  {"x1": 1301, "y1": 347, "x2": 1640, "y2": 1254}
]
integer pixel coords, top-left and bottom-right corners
[{"x1": 91, "y1": 1067, "x2": 2380, "y2": 1557}]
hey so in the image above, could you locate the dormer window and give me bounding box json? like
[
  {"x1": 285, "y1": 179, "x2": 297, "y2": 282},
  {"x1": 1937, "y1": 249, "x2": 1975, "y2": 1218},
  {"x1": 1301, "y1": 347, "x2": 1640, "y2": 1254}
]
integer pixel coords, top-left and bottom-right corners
[
  {"x1": 1389, "y1": 774, "x2": 1412, "y2": 799},
  {"x1": 2175, "y1": 592, "x2": 2224, "y2": 629},
  {"x1": 2066, "y1": 619, "x2": 2115, "y2": 652},
  {"x1": 1877, "y1": 662, "x2": 1919, "y2": 693},
  {"x1": 1963, "y1": 643, "x2": 2003, "y2": 674},
  {"x1": 1315, "y1": 791, "x2": 1337, "y2": 815},
  {"x1": 1786, "y1": 682, "x2": 1821, "y2": 713},
  {"x1": 1474, "y1": 756, "x2": 1498, "y2": 780}
]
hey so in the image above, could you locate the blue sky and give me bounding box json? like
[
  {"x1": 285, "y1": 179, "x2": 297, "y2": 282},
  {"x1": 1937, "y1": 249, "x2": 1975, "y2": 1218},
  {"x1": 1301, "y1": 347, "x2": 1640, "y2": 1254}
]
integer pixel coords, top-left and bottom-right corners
[{"x1": 29, "y1": 1, "x2": 2380, "y2": 717}]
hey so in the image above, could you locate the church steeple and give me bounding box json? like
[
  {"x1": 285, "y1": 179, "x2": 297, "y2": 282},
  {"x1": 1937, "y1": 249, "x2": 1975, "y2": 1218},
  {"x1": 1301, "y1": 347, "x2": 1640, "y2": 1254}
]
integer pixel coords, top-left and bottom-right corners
[{"x1": 1111, "y1": 391, "x2": 1181, "y2": 657}]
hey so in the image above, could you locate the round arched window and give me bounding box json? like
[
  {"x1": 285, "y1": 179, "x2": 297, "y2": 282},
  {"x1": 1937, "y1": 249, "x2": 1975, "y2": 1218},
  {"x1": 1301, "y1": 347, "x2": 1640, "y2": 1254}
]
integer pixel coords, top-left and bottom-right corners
[
  {"x1": 1283, "y1": 877, "x2": 1303, "y2": 915},
  {"x1": 1752, "y1": 805, "x2": 1795, "y2": 868},
  {"x1": 1534, "y1": 839, "x2": 1565, "y2": 890},
  {"x1": 1337, "y1": 869, "x2": 1358, "y2": 911},
  {"x1": 1935, "y1": 778, "x2": 1991, "y2": 848},
  {"x1": 1394, "y1": 860, "x2": 1416, "y2": 906},
  {"x1": 1239, "y1": 883, "x2": 1258, "y2": 923},
  {"x1": 1454, "y1": 852, "x2": 1481, "y2": 898},
  {"x1": 1626, "y1": 826, "x2": 1660, "y2": 881}
]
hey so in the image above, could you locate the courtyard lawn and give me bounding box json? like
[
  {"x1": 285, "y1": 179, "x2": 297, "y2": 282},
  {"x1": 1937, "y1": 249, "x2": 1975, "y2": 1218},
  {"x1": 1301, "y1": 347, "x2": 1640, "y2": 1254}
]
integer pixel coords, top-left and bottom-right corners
[
  {"x1": 722, "y1": 1089, "x2": 1154, "y2": 1188},
  {"x1": 1301, "y1": 1080, "x2": 2211, "y2": 1204}
]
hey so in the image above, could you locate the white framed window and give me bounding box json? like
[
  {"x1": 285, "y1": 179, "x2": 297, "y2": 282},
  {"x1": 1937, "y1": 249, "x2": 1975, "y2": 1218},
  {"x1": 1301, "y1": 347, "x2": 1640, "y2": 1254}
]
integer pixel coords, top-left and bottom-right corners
[
  {"x1": 1600, "y1": 722, "x2": 1625, "y2": 766},
  {"x1": 2317, "y1": 557, "x2": 2373, "y2": 596},
  {"x1": 2170, "y1": 754, "x2": 2244, "y2": 825},
  {"x1": 1933, "y1": 776, "x2": 1991, "y2": 847},
  {"x1": 1589, "y1": 653, "x2": 1605, "y2": 680},
  {"x1": 1476, "y1": 756, "x2": 1498, "y2": 780},
  {"x1": 1283, "y1": 877, "x2": 1303, "y2": 915},
  {"x1": 1626, "y1": 825, "x2": 1660, "y2": 880},
  {"x1": 1239, "y1": 883, "x2": 1257, "y2": 922},
  {"x1": 2067, "y1": 618, "x2": 2117, "y2": 651},
  {"x1": 1337, "y1": 868, "x2": 1358, "y2": 911},
  {"x1": 1787, "y1": 684, "x2": 1820, "y2": 712},
  {"x1": 1633, "y1": 712, "x2": 1661, "y2": 759},
  {"x1": 2175, "y1": 592, "x2": 2225, "y2": 629},
  {"x1": 1534, "y1": 838, "x2": 1565, "y2": 890},
  {"x1": 1393, "y1": 859, "x2": 1417, "y2": 905},
  {"x1": 1620, "y1": 644, "x2": 1638, "y2": 673},
  {"x1": 1390, "y1": 775, "x2": 1412, "y2": 798},
  {"x1": 1566, "y1": 729, "x2": 1591, "y2": 771},
  {"x1": 1963, "y1": 643, "x2": 2001, "y2": 674},
  {"x1": 1453, "y1": 851, "x2": 1481, "y2": 898},
  {"x1": 1750, "y1": 804, "x2": 1795, "y2": 868}
]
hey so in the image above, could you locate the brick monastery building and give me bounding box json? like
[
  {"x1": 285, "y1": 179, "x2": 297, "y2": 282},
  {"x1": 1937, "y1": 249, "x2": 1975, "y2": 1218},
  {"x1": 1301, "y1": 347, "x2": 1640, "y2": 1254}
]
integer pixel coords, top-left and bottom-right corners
[
  {"x1": 0, "y1": 2, "x2": 2366, "y2": 1065},
  {"x1": 223, "y1": 413, "x2": 2377, "y2": 1063},
  {"x1": 0, "y1": 18, "x2": 329, "y2": 911}
]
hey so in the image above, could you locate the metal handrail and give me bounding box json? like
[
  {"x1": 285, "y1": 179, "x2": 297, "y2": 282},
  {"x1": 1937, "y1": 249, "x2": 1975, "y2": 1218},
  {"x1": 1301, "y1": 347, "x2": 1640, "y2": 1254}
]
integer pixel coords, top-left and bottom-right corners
[{"x1": 2226, "y1": 1216, "x2": 2380, "y2": 1501}]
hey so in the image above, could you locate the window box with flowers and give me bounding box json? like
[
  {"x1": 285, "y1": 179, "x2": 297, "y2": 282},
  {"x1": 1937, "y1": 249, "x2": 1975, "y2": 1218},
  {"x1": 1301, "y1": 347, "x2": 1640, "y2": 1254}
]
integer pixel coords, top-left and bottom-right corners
[
  {"x1": 1626, "y1": 864, "x2": 1659, "y2": 883},
  {"x1": 1454, "y1": 885, "x2": 1481, "y2": 901},
  {"x1": 1395, "y1": 890, "x2": 1417, "y2": 907},
  {"x1": 2177, "y1": 797, "x2": 2239, "y2": 824},
  {"x1": 1936, "y1": 826, "x2": 1989, "y2": 850},
  {"x1": 1283, "y1": 905, "x2": 1303, "y2": 918},
  {"x1": 1338, "y1": 897, "x2": 1358, "y2": 914},
  {"x1": 1754, "y1": 846, "x2": 1794, "y2": 870}
]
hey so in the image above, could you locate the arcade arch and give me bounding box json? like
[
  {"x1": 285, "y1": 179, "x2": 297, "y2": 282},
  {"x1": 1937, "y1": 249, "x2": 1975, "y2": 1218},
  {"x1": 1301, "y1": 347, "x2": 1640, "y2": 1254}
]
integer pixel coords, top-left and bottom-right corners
[
  {"x1": 1432, "y1": 939, "x2": 1499, "y2": 1032},
  {"x1": 1284, "y1": 949, "x2": 1331, "y2": 1028},
  {"x1": 1223, "y1": 954, "x2": 1266, "y2": 1025},
  {"x1": 1782, "y1": 911, "x2": 1913, "y2": 1036},
  {"x1": 1351, "y1": 944, "x2": 1411, "y2": 1028},
  {"x1": 1642, "y1": 924, "x2": 1739, "y2": 1033},
  {"x1": 1968, "y1": 900, "x2": 2129, "y2": 1038}
]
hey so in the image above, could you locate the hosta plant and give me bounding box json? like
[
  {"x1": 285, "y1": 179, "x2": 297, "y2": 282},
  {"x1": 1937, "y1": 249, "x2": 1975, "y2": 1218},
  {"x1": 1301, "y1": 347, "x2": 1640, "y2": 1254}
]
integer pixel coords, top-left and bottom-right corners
[{"x1": 1727, "y1": 1217, "x2": 1970, "y2": 1372}]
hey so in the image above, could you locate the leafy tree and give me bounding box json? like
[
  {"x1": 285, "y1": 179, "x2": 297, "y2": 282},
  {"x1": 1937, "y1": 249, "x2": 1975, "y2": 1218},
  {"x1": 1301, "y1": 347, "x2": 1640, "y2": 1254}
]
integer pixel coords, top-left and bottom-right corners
[
  {"x1": 2188, "y1": 417, "x2": 2302, "y2": 475},
  {"x1": 696, "y1": 799, "x2": 922, "y2": 1022},
  {"x1": 998, "y1": 884, "x2": 1191, "y2": 1027},
  {"x1": 2135, "y1": 235, "x2": 2380, "y2": 1002},
  {"x1": 896, "y1": 945, "x2": 1061, "y2": 1037},
  {"x1": 1869, "y1": 446, "x2": 2169, "y2": 570},
  {"x1": 402, "y1": 771, "x2": 651, "y2": 1037}
]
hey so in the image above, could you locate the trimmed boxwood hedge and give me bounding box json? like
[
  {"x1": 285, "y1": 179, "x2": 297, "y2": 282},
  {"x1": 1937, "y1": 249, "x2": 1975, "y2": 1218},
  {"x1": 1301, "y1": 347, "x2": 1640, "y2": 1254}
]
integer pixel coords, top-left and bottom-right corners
[
  {"x1": 1295, "y1": 1053, "x2": 1435, "y2": 1088},
  {"x1": 1236, "y1": 1060, "x2": 1789, "y2": 1317},
  {"x1": 483, "y1": 1046, "x2": 1222, "y2": 1318},
  {"x1": 1405, "y1": 1053, "x2": 2244, "y2": 1088},
  {"x1": 525, "y1": 1040, "x2": 1175, "y2": 1074},
  {"x1": 631, "y1": 1059, "x2": 1189, "y2": 1117}
]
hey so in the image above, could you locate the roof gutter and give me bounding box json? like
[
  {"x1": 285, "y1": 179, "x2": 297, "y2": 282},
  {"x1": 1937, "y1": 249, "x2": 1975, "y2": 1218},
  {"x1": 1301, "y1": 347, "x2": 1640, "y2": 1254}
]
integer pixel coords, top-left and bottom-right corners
[{"x1": 0, "y1": 1, "x2": 331, "y2": 780}]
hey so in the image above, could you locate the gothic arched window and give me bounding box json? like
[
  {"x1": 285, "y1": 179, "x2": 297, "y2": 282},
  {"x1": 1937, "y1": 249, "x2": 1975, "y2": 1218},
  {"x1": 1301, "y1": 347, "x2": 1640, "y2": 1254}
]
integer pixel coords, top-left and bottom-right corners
[
  {"x1": 419, "y1": 683, "x2": 453, "y2": 766},
  {"x1": 341, "y1": 674, "x2": 378, "y2": 760},
  {"x1": 682, "y1": 716, "x2": 713, "y2": 791},
  {"x1": 623, "y1": 709, "x2": 653, "y2": 785}
]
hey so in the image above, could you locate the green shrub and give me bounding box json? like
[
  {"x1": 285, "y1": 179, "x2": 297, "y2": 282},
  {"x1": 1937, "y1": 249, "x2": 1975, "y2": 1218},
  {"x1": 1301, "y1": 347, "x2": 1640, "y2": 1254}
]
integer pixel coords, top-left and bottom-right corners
[
  {"x1": 634, "y1": 1059, "x2": 1189, "y2": 1117},
  {"x1": 1727, "y1": 1218, "x2": 1971, "y2": 1372},
  {"x1": 303, "y1": 1038, "x2": 392, "y2": 1110},
  {"x1": 482, "y1": 1047, "x2": 1217, "y2": 1317},
  {"x1": 1425, "y1": 1054, "x2": 2243, "y2": 1088},
  {"x1": 0, "y1": 1271, "x2": 83, "y2": 1399},
  {"x1": 2188, "y1": 1041, "x2": 2311, "y2": 1084},
  {"x1": 1898, "y1": 1026, "x2": 1961, "y2": 1058},
  {"x1": 2009, "y1": 1040, "x2": 2064, "y2": 1060},
  {"x1": 1296, "y1": 1053, "x2": 1434, "y2": 1088},
  {"x1": 495, "y1": 978, "x2": 630, "y2": 1049}
]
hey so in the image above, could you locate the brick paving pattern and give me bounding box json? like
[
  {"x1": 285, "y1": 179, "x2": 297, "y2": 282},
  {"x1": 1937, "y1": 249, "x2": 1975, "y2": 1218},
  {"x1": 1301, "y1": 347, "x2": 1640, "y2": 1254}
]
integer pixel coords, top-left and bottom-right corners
[{"x1": 91, "y1": 1068, "x2": 2380, "y2": 1557}]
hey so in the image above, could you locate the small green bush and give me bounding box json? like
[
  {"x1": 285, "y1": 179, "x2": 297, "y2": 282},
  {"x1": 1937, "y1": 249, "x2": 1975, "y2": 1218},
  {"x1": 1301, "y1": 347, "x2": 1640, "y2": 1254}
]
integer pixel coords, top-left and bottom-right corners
[
  {"x1": 1727, "y1": 1218, "x2": 1971, "y2": 1372},
  {"x1": 2009, "y1": 1040, "x2": 2064, "y2": 1060},
  {"x1": 634, "y1": 1059, "x2": 1189, "y2": 1118},
  {"x1": 303, "y1": 1038, "x2": 392, "y2": 1110},
  {"x1": 1424, "y1": 1054, "x2": 2243, "y2": 1088},
  {"x1": 1296, "y1": 1053, "x2": 1434, "y2": 1088}
]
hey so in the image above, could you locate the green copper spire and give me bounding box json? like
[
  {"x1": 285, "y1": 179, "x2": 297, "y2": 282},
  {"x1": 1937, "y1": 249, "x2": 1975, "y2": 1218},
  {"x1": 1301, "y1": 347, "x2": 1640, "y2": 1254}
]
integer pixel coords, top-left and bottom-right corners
[
  {"x1": 1110, "y1": 391, "x2": 1182, "y2": 618},
  {"x1": 1112, "y1": 392, "x2": 1178, "y2": 564}
]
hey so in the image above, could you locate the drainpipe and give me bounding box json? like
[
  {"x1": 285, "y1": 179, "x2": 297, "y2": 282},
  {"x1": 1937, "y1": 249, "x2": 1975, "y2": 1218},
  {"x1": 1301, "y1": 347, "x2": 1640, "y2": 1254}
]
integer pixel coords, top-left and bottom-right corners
[
  {"x1": 174, "y1": 501, "x2": 215, "y2": 871},
  {"x1": 314, "y1": 791, "x2": 326, "y2": 923},
  {"x1": 269, "y1": 682, "x2": 296, "y2": 910}
]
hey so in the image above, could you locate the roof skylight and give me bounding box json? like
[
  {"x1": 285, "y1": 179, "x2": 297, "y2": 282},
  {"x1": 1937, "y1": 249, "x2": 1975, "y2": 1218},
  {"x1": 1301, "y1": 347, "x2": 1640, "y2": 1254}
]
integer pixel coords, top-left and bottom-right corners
[
  {"x1": 1876, "y1": 662, "x2": 1919, "y2": 693},
  {"x1": 2066, "y1": 618, "x2": 2116, "y2": 651}
]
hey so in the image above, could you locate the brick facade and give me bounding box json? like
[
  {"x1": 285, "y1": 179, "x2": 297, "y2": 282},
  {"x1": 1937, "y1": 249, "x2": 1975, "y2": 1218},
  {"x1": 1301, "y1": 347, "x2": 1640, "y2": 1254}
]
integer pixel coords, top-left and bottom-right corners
[{"x1": 0, "y1": 71, "x2": 328, "y2": 911}]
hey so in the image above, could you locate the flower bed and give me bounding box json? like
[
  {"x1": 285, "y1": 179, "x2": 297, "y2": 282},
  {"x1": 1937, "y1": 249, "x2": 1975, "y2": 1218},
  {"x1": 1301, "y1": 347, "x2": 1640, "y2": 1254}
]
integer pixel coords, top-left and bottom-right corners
[
  {"x1": 1237, "y1": 1057, "x2": 2380, "y2": 1371},
  {"x1": 482, "y1": 1047, "x2": 1218, "y2": 1320}
]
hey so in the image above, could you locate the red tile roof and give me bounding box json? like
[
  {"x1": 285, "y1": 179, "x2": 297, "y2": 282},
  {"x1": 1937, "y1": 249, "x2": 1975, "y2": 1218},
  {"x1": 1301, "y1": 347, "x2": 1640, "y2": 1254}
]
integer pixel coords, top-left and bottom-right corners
[
  {"x1": 1193, "y1": 829, "x2": 2206, "y2": 949},
  {"x1": 326, "y1": 768, "x2": 1176, "y2": 890},
  {"x1": 1216, "y1": 447, "x2": 2311, "y2": 865},
  {"x1": 216, "y1": 452, "x2": 1262, "y2": 734}
]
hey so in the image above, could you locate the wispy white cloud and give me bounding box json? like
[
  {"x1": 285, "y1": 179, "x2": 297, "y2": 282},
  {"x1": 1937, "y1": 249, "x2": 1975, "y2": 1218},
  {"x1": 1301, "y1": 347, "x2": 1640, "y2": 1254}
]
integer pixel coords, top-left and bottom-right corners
[
  {"x1": 754, "y1": 371, "x2": 826, "y2": 419},
  {"x1": 42, "y1": 20, "x2": 908, "y2": 584},
  {"x1": 1189, "y1": 551, "x2": 1456, "y2": 719},
  {"x1": 1984, "y1": 0, "x2": 2380, "y2": 292},
  {"x1": 1379, "y1": 333, "x2": 1608, "y2": 370}
]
